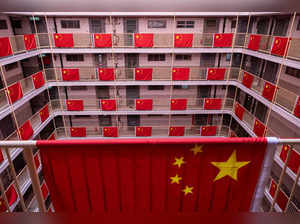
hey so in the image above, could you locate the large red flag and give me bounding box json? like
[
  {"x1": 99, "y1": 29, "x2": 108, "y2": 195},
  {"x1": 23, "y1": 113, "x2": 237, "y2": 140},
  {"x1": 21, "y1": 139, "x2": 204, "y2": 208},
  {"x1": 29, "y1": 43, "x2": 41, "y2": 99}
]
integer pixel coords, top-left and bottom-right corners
[
  {"x1": 66, "y1": 100, "x2": 84, "y2": 111},
  {"x1": 253, "y1": 119, "x2": 266, "y2": 137},
  {"x1": 248, "y1": 34, "x2": 261, "y2": 51},
  {"x1": 213, "y1": 33, "x2": 233, "y2": 47},
  {"x1": 293, "y1": 96, "x2": 300, "y2": 119},
  {"x1": 101, "y1": 99, "x2": 117, "y2": 111},
  {"x1": 38, "y1": 138, "x2": 269, "y2": 212},
  {"x1": 136, "y1": 127, "x2": 152, "y2": 137},
  {"x1": 136, "y1": 99, "x2": 153, "y2": 110},
  {"x1": 134, "y1": 34, "x2": 154, "y2": 48},
  {"x1": 271, "y1": 37, "x2": 289, "y2": 56},
  {"x1": 235, "y1": 103, "x2": 245, "y2": 121},
  {"x1": 172, "y1": 68, "x2": 190, "y2": 80},
  {"x1": 169, "y1": 127, "x2": 185, "y2": 136},
  {"x1": 98, "y1": 68, "x2": 115, "y2": 81},
  {"x1": 242, "y1": 72, "x2": 254, "y2": 89},
  {"x1": 207, "y1": 68, "x2": 226, "y2": 80},
  {"x1": 62, "y1": 68, "x2": 80, "y2": 81},
  {"x1": 0, "y1": 37, "x2": 13, "y2": 57},
  {"x1": 269, "y1": 179, "x2": 288, "y2": 211},
  {"x1": 170, "y1": 99, "x2": 187, "y2": 110},
  {"x1": 204, "y1": 98, "x2": 222, "y2": 110},
  {"x1": 40, "y1": 105, "x2": 49, "y2": 122},
  {"x1": 7, "y1": 82, "x2": 23, "y2": 104},
  {"x1": 201, "y1": 126, "x2": 217, "y2": 136},
  {"x1": 94, "y1": 34, "x2": 112, "y2": 48},
  {"x1": 174, "y1": 34, "x2": 193, "y2": 48},
  {"x1": 24, "y1": 34, "x2": 36, "y2": 50},
  {"x1": 70, "y1": 127, "x2": 87, "y2": 137},
  {"x1": 135, "y1": 68, "x2": 153, "y2": 81},
  {"x1": 19, "y1": 120, "x2": 34, "y2": 140},
  {"x1": 280, "y1": 145, "x2": 300, "y2": 174},
  {"x1": 103, "y1": 127, "x2": 118, "y2": 137},
  {"x1": 5, "y1": 184, "x2": 18, "y2": 206},
  {"x1": 262, "y1": 82, "x2": 276, "y2": 102},
  {"x1": 53, "y1": 33, "x2": 74, "y2": 48},
  {"x1": 33, "y1": 71, "x2": 45, "y2": 89}
]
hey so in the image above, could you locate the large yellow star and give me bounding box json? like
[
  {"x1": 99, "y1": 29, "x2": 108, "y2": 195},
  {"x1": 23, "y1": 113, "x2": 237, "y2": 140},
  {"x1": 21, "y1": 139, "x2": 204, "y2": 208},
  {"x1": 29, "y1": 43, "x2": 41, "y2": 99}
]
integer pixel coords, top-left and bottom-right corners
[
  {"x1": 211, "y1": 150, "x2": 250, "y2": 181},
  {"x1": 182, "y1": 185, "x2": 193, "y2": 195},
  {"x1": 173, "y1": 157, "x2": 185, "y2": 168},
  {"x1": 190, "y1": 144, "x2": 203, "y2": 155},
  {"x1": 170, "y1": 174, "x2": 182, "y2": 184}
]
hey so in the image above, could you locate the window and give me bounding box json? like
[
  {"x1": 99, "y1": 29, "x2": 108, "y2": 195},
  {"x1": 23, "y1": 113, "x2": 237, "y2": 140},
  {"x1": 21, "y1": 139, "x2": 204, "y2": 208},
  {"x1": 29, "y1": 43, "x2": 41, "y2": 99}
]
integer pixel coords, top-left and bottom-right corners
[
  {"x1": 12, "y1": 20, "x2": 22, "y2": 29},
  {"x1": 148, "y1": 54, "x2": 165, "y2": 61},
  {"x1": 148, "y1": 86, "x2": 164, "y2": 90},
  {"x1": 173, "y1": 85, "x2": 189, "y2": 89},
  {"x1": 4, "y1": 62, "x2": 18, "y2": 71},
  {"x1": 66, "y1": 54, "x2": 84, "y2": 62},
  {"x1": 61, "y1": 20, "x2": 80, "y2": 29},
  {"x1": 206, "y1": 19, "x2": 217, "y2": 28},
  {"x1": 175, "y1": 54, "x2": 192, "y2": 61},
  {"x1": 285, "y1": 66, "x2": 300, "y2": 79},
  {"x1": 231, "y1": 20, "x2": 237, "y2": 29},
  {"x1": 148, "y1": 20, "x2": 166, "y2": 28},
  {"x1": 0, "y1": 20, "x2": 8, "y2": 29},
  {"x1": 70, "y1": 86, "x2": 87, "y2": 91},
  {"x1": 177, "y1": 20, "x2": 195, "y2": 28},
  {"x1": 297, "y1": 19, "x2": 300, "y2": 31},
  {"x1": 99, "y1": 115, "x2": 112, "y2": 126},
  {"x1": 226, "y1": 53, "x2": 231, "y2": 61},
  {"x1": 74, "y1": 115, "x2": 91, "y2": 118}
]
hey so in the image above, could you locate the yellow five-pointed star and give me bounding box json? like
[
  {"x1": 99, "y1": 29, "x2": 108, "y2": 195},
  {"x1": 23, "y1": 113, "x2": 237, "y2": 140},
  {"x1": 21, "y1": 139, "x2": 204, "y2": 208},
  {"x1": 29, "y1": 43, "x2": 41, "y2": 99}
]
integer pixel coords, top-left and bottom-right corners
[
  {"x1": 170, "y1": 174, "x2": 182, "y2": 184},
  {"x1": 211, "y1": 150, "x2": 250, "y2": 181},
  {"x1": 173, "y1": 156, "x2": 185, "y2": 168},
  {"x1": 190, "y1": 144, "x2": 203, "y2": 155},
  {"x1": 182, "y1": 185, "x2": 193, "y2": 195}
]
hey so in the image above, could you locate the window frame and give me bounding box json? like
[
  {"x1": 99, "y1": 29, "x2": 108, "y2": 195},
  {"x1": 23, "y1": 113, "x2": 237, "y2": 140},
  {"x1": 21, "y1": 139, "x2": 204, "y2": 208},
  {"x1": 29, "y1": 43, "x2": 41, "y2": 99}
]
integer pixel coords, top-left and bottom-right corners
[
  {"x1": 0, "y1": 20, "x2": 8, "y2": 29},
  {"x1": 61, "y1": 20, "x2": 80, "y2": 29},
  {"x1": 66, "y1": 54, "x2": 84, "y2": 62},
  {"x1": 176, "y1": 20, "x2": 195, "y2": 28},
  {"x1": 147, "y1": 20, "x2": 167, "y2": 28},
  {"x1": 148, "y1": 54, "x2": 166, "y2": 62}
]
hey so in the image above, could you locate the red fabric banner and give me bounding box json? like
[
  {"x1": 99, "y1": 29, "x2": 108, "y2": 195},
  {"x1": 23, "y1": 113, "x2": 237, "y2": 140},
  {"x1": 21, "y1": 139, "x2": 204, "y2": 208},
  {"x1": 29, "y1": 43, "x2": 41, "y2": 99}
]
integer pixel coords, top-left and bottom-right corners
[
  {"x1": 136, "y1": 127, "x2": 152, "y2": 137},
  {"x1": 293, "y1": 96, "x2": 300, "y2": 119},
  {"x1": 53, "y1": 33, "x2": 74, "y2": 48},
  {"x1": 101, "y1": 99, "x2": 117, "y2": 111},
  {"x1": 33, "y1": 71, "x2": 45, "y2": 89},
  {"x1": 5, "y1": 184, "x2": 18, "y2": 206},
  {"x1": 38, "y1": 138, "x2": 267, "y2": 212},
  {"x1": 7, "y1": 82, "x2": 23, "y2": 104},
  {"x1": 204, "y1": 98, "x2": 222, "y2": 110},
  {"x1": 34, "y1": 153, "x2": 40, "y2": 169},
  {"x1": 174, "y1": 34, "x2": 193, "y2": 48},
  {"x1": 247, "y1": 34, "x2": 261, "y2": 51},
  {"x1": 134, "y1": 34, "x2": 154, "y2": 48},
  {"x1": 253, "y1": 119, "x2": 266, "y2": 137},
  {"x1": 98, "y1": 68, "x2": 115, "y2": 81},
  {"x1": 271, "y1": 37, "x2": 289, "y2": 56},
  {"x1": 0, "y1": 150, "x2": 3, "y2": 163},
  {"x1": 41, "y1": 183, "x2": 49, "y2": 200},
  {"x1": 0, "y1": 196, "x2": 7, "y2": 212},
  {"x1": 235, "y1": 103, "x2": 245, "y2": 121},
  {"x1": 103, "y1": 127, "x2": 118, "y2": 137},
  {"x1": 170, "y1": 99, "x2": 187, "y2": 110},
  {"x1": 24, "y1": 34, "x2": 36, "y2": 50},
  {"x1": 169, "y1": 127, "x2": 185, "y2": 136},
  {"x1": 19, "y1": 120, "x2": 34, "y2": 140},
  {"x1": 242, "y1": 72, "x2": 254, "y2": 88},
  {"x1": 136, "y1": 99, "x2": 153, "y2": 110},
  {"x1": 94, "y1": 34, "x2": 112, "y2": 48},
  {"x1": 213, "y1": 33, "x2": 233, "y2": 47},
  {"x1": 201, "y1": 126, "x2": 217, "y2": 136},
  {"x1": 135, "y1": 68, "x2": 153, "y2": 81},
  {"x1": 62, "y1": 68, "x2": 80, "y2": 81},
  {"x1": 66, "y1": 100, "x2": 84, "y2": 111},
  {"x1": 280, "y1": 145, "x2": 300, "y2": 174},
  {"x1": 70, "y1": 127, "x2": 87, "y2": 137},
  {"x1": 172, "y1": 68, "x2": 190, "y2": 80},
  {"x1": 269, "y1": 179, "x2": 288, "y2": 211},
  {"x1": 48, "y1": 133, "x2": 56, "y2": 140},
  {"x1": 40, "y1": 105, "x2": 49, "y2": 122},
  {"x1": 262, "y1": 82, "x2": 276, "y2": 102},
  {"x1": 0, "y1": 37, "x2": 13, "y2": 57},
  {"x1": 207, "y1": 68, "x2": 226, "y2": 80}
]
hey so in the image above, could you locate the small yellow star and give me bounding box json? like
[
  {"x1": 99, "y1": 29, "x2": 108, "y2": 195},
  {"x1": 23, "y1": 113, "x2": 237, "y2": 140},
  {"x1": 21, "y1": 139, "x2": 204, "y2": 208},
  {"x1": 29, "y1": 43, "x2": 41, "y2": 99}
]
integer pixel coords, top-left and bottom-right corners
[
  {"x1": 182, "y1": 185, "x2": 193, "y2": 195},
  {"x1": 190, "y1": 144, "x2": 203, "y2": 155},
  {"x1": 173, "y1": 156, "x2": 185, "y2": 168},
  {"x1": 176, "y1": 35, "x2": 180, "y2": 39},
  {"x1": 170, "y1": 174, "x2": 182, "y2": 184},
  {"x1": 136, "y1": 35, "x2": 140, "y2": 39},
  {"x1": 173, "y1": 69, "x2": 176, "y2": 72}
]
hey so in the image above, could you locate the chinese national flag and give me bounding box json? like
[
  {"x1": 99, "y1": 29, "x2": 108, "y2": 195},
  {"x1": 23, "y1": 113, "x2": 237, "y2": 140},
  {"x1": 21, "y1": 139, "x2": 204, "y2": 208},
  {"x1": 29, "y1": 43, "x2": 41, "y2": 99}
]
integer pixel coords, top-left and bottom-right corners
[
  {"x1": 66, "y1": 100, "x2": 84, "y2": 111},
  {"x1": 213, "y1": 33, "x2": 233, "y2": 47},
  {"x1": 101, "y1": 99, "x2": 117, "y2": 111},
  {"x1": 269, "y1": 179, "x2": 288, "y2": 211},
  {"x1": 201, "y1": 126, "x2": 217, "y2": 136},
  {"x1": 98, "y1": 68, "x2": 115, "y2": 81},
  {"x1": 174, "y1": 34, "x2": 193, "y2": 48},
  {"x1": 293, "y1": 97, "x2": 300, "y2": 119},
  {"x1": 242, "y1": 72, "x2": 254, "y2": 88},
  {"x1": 271, "y1": 37, "x2": 289, "y2": 56},
  {"x1": 169, "y1": 127, "x2": 185, "y2": 136},
  {"x1": 7, "y1": 82, "x2": 23, "y2": 104},
  {"x1": 103, "y1": 127, "x2": 118, "y2": 137},
  {"x1": 41, "y1": 183, "x2": 49, "y2": 200},
  {"x1": 262, "y1": 82, "x2": 276, "y2": 102},
  {"x1": 235, "y1": 103, "x2": 245, "y2": 120},
  {"x1": 53, "y1": 33, "x2": 74, "y2": 48},
  {"x1": 33, "y1": 71, "x2": 45, "y2": 89},
  {"x1": 207, "y1": 68, "x2": 226, "y2": 80},
  {"x1": 248, "y1": 34, "x2": 261, "y2": 51},
  {"x1": 34, "y1": 153, "x2": 40, "y2": 169},
  {"x1": 170, "y1": 99, "x2": 187, "y2": 110},
  {"x1": 24, "y1": 34, "x2": 36, "y2": 50},
  {"x1": 5, "y1": 184, "x2": 18, "y2": 206},
  {"x1": 204, "y1": 98, "x2": 222, "y2": 110},
  {"x1": 0, "y1": 37, "x2": 13, "y2": 57},
  {"x1": 280, "y1": 145, "x2": 300, "y2": 174},
  {"x1": 70, "y1": 127, "x2": 87, "y2": 137},
  {"x1": 62, "y1": 68, "x2": 80, "y2": 81},
  {"x1": 172, "y1": 68, "x2": 190, "y2": 81},
  {"x1": 253, "y1": 119, "x2": 266, "y2": 137},
  {"x1": 40, "y1": 105, "x2": 49, "y2": 122},
  {"x1": 136, "y1": 127, "x2": 152, "y2": 137},
  {"x1": 0, "y1": 196, "x2": 7, "y2": 212},
  {"x1": 134, "y1": 34, "x2": 154, "y2": 48},
  {"x1": 136, "y1": 99, "x2": 153, "y2": 110},
  {"x1": 135, "y1": 68, "x2": 153, "y2": 81},
  {"x1": 94, "y1": 34, "x2": 112, "y2": 48},
  {"x1": 19, "y1": 120, "x2": 34, "y2": 140},
  {"x1": 0, "y1": 150, "x2": 3, "y2": 163}
]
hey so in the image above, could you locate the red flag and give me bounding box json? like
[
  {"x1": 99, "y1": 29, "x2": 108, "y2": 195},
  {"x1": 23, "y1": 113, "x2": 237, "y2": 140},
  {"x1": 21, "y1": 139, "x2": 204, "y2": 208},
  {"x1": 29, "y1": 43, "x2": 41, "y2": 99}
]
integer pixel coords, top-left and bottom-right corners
[
  {"x1": 66, "y1": 100, "x2": 84, "y2": 111},
  {"x1": 174, "y1": 34, "x2": 193, "y2": 48},
  {"x1": 0, "y1": 37, "x2": 12, "y2": 57},
  {"x1": 5, "y1": 184, "x2": 18, "y2": 206},
  {"x1": 136, "y1": 127, "x2": 152, "y2": 137},
  {"x1": 213, "y1": 33, "x2": 233, "y2": 47},
  {"x1": 34, "y1": 153, "x2": 40, "y2": 169},
  {"x1": 172, "y1": 68, "x2": 190, "y2": 80},
  {"x1": 253, "y1": 119, "x2": 266, "y2": 137},
  {"x1": 40, "y1": 105, "x2": 49, "y2": 122},
  {"x1": 94, "y1": 34, "x2": 112, "y2": 48},
  {"x1": 271, "y1": 37, "x2": 289, "y2": 56},
  {"x1": 103, "y1": 127, "x2": 118, "y2": 137},
  {"x1": 235, "y1": 103, "x2": 245, "y2": 120},
  {"x1": 207, "y1": 68, "x2": 226, "y2": 80},
  {"x1": 269, "y1": 180, "x2": 288, "y2": 211},
  {"x1": 24, "y1": 34, "x2": 36, "y2": 50},
  {"x1": 242, "y1": 72, "x2": 254, "y2": 88},
  {"x1": 169, "y1": 127, "x2": 185, "y2": 136},
  {"x1": 0, "y1": 196, "x2": 7, "y2": 212},
  {"x1": 136, "y1": 99, "x2": 153, "y2": 110},
  {"x1": 41, "y1": 183, "x2": 49, "y2": 200},
  {"x1": 204, "y1": 98, "x2": 222, "y2": 110},
  {"x1": 33, "y1": 71, "x2": 45, "y2": 89},
  {"x1": 135, "y1": 68, "x2": 153, "y2": 81},
  {"x1": 53, "y1": 33, "x2": 74, "y2": 48},
  {"x1": 98, "y1": 68, "x2": 115, "y2": 81},
  {"x1": 0, "y1": 150, "x2": 3, "y2": 163},
  {"x1": 7, "y1": 82, "x2": 23, "y2": 104},
  {"x1": 293, "y1": 96, "x2": 300, "y2": 119},
  {"x1": 62, "y1": 68, "x2": 80, "y2": 81},
  {"x1": 280, "y1": 145, "x2": 300, "y2": 174},
  {"x1": 19, "y1": 120, "x2": 33, "y2": 140},
  {"x1": 170, "y1": 99, "x2": 187, "y2": 110},
  {"x1": 248, "y1": 34, "x2": 261, "y2": 51},
  {"x1": 201, "y1": 126, "x2": 217, "y2": 136},
  {"x1": 101, "y1": 99, "x2": 117, "y2": 111},
  {"x1": 262, "y1": 82, "x2": 276, "y2": 102},
  {"x1": 70, "y1": 127, "x2": 87, "y2": 137},
  {"x1": 48, "y1": 133, "x2": 56, "y2": 140},
  {"x1": 134, "y1": 33, "x2": 154, "y2": 48}
]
